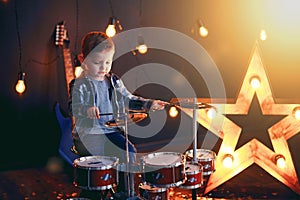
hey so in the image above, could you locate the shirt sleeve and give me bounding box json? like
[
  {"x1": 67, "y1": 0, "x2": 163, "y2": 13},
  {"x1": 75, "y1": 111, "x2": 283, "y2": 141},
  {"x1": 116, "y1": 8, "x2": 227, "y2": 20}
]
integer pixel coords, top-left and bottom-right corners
[{"x1": 68, "y1": 79, "x2": 94, "y2": 118}]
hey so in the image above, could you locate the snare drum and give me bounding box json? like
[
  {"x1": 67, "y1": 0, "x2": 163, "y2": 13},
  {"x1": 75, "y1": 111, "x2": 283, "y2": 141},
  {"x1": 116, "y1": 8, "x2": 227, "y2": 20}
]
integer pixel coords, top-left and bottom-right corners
[
  {"x1": 140, "y1": 152, "x2": 186, "y2": 188},
  {"x1": 185, "y1": 149, "x2": 216, "y2": 175},
  {"x1": 139, "y1": 183, "x2": 169, "y2": 200},
  {"x1": 180, "y1": 161, "x2": 203, "y2": 189},
  {"x1": 73, "y1": 156, "x2": 119, "y2": 190}
]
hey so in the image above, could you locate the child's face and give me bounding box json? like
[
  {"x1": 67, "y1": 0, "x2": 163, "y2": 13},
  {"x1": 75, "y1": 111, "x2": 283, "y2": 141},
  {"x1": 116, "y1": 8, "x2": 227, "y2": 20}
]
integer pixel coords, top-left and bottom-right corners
[{"x1": 83, "y1": 48, "x2": 114, "y2": 81}]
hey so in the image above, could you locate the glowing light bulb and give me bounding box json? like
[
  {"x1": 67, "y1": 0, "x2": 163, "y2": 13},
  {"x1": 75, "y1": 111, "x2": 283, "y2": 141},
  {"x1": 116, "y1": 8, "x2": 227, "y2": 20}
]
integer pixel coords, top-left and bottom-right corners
[
  {"x1": 275, "y1": 155, "x2": 286, "y2": 168},
  {"x1": 223, "y1": 154, "x2": 234, "y2": 168},
  {"x1": 199, "y1": 26, "x2": 208, "y2": 37},
  {"x1": 105, "y1": 17, "x2": 116, "y2": 37},
  {"x1": 207, "y1": 107, "x2": 217, "y2": 119},
  {"x1": 292, "y1": 107, "x2": 300, "y2": 120},
  {"x1": 106, "y1": 24, "x2": 116, "y2": 37},
  {"x1": 250, "y1": 76, "x2": 261, "y2": 89},
  {"x1": 15, "y1": 72, "x2": 26, "y2": 94},
  {"x1": 137, "y1": 44, "x2": 148, "y2": 54},
  {"x1": 260, "y1": 29, "x2": 267, "y2": 41},
  {"x1": 295, "y1": 110, "x2": 300, "y2": 120},
  {"x1": 169, "y1": 106, "x2": 179, "y2": 118},
  {"x1": 74, "y1": 66, "x2": 83, "y2": 78},
  {"x1": 136, "y1": 35, "x2": 148, "y2": 54},
  {"x1": 74, "y1": 55, "x2": 83, "y2": 78}
]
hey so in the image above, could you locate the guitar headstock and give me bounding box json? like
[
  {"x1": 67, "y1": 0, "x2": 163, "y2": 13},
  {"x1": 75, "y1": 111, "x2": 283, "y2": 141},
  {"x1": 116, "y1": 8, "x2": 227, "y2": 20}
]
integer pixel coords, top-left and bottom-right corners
[{"x1": 55, "y1": 21, "x2": 69, "y2": 47}]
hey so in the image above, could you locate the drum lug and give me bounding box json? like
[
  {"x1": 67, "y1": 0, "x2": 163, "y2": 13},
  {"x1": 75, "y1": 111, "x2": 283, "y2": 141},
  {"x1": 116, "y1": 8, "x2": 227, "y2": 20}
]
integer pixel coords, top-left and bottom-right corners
[
  {"x1": 101, "y1": 173, "x2": 112, "y2": 181},
  {"x1": 188, "y1": 177, "x2": 197, "y2": 183},
  {"x1": 153, "y1": 172, "x2": 164, "y2": 180},
  {"x1": 204, "y1": 164, "x2": 211, "y2": 170}
]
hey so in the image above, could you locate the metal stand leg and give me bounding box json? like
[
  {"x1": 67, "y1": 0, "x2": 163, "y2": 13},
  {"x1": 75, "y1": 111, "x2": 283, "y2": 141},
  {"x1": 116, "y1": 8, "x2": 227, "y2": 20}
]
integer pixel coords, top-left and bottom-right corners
[
  {"x1": 192, "y1": 189, "x2": 197, "y2": 200},
  {"x1": 122, "y1": 110, "x2": 139, "y2": 199},
  {"x1": 192, "y1": 98, "x2": 198, "y2": 200}
]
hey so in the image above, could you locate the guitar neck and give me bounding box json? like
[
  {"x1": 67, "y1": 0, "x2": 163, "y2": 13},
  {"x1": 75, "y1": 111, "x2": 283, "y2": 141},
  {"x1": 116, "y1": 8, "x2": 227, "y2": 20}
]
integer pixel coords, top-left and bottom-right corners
[
  {"x1": 62, "y1": 46, "x2": 74, "y2": 94},
  {"x1": 55, "y1": 22, "x2": 74, "y2": 95}
]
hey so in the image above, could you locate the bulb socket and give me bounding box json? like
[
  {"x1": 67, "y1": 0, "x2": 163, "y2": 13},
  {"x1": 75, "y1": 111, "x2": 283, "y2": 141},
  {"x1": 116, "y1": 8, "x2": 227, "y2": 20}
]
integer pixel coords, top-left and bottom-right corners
[{"x1": 18, "y1": 71, "x2": 26, "y2": 80}]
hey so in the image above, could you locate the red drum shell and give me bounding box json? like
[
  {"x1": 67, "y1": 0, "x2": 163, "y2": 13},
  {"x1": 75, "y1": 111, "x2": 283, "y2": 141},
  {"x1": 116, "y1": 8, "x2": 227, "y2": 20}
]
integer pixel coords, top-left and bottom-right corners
[
  {"x1": 73, "y1": 156, "x2": 119, "y2": 190},
  {"x1": 180, "y1": 161, "x2": 203, "y2": 189},
  {"x1": 140, "y1": 152, "x2": 186, "y2": 188}
]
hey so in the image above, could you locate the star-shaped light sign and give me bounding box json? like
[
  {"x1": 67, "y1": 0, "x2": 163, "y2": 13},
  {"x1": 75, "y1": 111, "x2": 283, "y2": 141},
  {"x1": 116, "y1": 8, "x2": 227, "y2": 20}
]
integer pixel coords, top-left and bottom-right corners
[{"x1": 173, "y1": 43, "x2": 300, "y2": 194}]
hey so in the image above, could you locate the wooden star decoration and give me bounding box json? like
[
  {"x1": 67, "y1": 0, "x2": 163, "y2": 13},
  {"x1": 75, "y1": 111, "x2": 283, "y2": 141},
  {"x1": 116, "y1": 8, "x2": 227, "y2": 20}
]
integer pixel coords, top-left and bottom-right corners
[{"x1": 172, "y1": 42, "x2": 300, "y2": 194}]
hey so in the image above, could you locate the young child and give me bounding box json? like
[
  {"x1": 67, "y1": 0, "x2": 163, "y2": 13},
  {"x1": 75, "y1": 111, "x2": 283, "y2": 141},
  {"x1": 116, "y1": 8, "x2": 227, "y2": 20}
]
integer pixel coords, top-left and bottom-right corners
[{"x1": 68, "y1": 31, "x2": 166, "y2": 164}]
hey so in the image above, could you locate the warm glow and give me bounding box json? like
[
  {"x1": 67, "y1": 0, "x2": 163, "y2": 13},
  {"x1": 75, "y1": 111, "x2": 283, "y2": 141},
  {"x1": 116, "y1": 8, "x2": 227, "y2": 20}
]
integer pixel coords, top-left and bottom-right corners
[
  {"x1": 199, "y1": 26, "x2": 208, "y2": 37},
  {"x1": 260, "y1": 29, "x2": 267, "y2": 41},
  {"x1": 74, "y1": 66, "x2": 83, "y2": 78},
  {"x1": 177, "y1": 45, "x2": 300, "y2": 194},
  {"x1": 15, "y1": 72, "x2": 26, "y2": 94},
  {"x1": 293, "y1": 107, "x2": 300, "y2": 120},
  {"x1": 169, "y1": 106, "x2": 179, "y2": 118},
  {"x1": 295, "y1": 110, "x2": 300, "y2": 120},
  {"x1": 105, "y1": 24, "x2": 116, "y2": 37},
  {"x1": 15, "y1": 80, "x2": 26, "y2": 94},
  {"x1": 223, "y1": 154, "x2": 234, "y2": 168},
  {"x1": 207, "y1": 108, "x2": 217, "y2": 119},
  {"x1": 250, "y1": 76, "x2": 261, "y2": 89},
  {"x1": 137, "y1": 44, "x2": 148, "y2": 54},
  {"x1": 275, "y1": 155, "x2": 286, "y2": 169}
]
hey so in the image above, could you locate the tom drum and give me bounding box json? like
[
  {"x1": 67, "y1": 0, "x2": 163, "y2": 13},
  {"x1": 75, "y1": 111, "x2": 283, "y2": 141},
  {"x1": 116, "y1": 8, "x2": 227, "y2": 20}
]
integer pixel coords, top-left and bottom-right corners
[
  {"x1": 185, "y1": 149, "x2": 216, "y2": 175},
  {"x1": 73, "y1": 156, "x2": 119, "y2": 190},
  {"x1": 180, "y1": 161, "x2": 203, "y2": 189},
  {"x1": 139, "y1": 183, "x2": 169, "y2": 200},
  {"x1": 140, "y1": 152, "x2": 186, "y2": 188}
]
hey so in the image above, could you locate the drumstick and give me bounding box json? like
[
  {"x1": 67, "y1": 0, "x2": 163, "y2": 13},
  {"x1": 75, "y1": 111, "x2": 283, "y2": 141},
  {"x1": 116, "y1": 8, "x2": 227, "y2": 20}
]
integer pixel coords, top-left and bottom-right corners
[
  {"x1": 99, "y1": 111, "x2": 147, "y2": 116},
  {"x1": 166, "y1": 101, "x2": 215, "y2": 109}
]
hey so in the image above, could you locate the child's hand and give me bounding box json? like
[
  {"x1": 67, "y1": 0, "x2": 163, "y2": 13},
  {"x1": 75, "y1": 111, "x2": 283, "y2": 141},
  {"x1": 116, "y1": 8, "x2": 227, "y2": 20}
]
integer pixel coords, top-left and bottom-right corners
[
  {"x1": 87, "y1": 106, "x2": 100, "y2": 119},
  {"x1": 151, "y1": 100, "x2": 168, "y2": 111}
]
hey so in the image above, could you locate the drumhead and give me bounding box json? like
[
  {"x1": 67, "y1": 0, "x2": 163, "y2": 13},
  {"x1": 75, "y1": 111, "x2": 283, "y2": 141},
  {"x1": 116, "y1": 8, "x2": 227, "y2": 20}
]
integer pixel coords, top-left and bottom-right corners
[
  {"x1": 186, "y1": 149, "x2": 216, "y2": 161},
  {"x1": 73, "y1": 156, "x2": 119, "y2": 170},
  {"x1": 141, "y1": 152, "x2": 183, "y2": 167}
]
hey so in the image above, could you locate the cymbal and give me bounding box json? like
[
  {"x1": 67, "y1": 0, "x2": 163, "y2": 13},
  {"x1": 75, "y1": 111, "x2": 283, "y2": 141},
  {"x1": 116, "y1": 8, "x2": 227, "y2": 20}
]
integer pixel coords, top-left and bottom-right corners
[
  {"x1": 105, "y1": 112, "x2": 148, "y2": 127},
  {"x1": 172, "y1": 102, "x2": 214, "y2": 109}
]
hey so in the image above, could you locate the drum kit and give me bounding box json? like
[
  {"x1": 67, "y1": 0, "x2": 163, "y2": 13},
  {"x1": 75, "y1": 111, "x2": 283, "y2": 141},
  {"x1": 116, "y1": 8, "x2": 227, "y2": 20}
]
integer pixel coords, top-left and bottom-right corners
[{"x1": 72, "y1": 99, "x2": 217, "y2": 200}]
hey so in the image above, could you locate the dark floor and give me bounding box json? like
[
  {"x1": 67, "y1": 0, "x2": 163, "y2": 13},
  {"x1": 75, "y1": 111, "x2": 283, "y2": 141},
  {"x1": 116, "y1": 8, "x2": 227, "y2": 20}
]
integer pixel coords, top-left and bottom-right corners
[{"x1": 0, "y1": 156, "x2": 299, "y2": 200}]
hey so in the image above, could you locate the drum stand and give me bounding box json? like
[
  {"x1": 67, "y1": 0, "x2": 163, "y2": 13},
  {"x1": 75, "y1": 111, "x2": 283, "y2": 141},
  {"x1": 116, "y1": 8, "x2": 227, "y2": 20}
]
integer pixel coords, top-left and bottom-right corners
[
  {"x1": 192, "y1": 98, "x2": 199, "y2": 200},
  {"x1": 121, "y1": 109, "x2": 140, "y2": 200}
]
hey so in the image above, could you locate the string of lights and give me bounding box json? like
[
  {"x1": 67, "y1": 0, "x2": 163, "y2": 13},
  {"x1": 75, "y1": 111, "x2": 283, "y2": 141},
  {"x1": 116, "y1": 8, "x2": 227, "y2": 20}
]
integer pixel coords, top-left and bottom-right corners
[{"x1": 73, "y1": 0, "x2": 83, "y2": 78}]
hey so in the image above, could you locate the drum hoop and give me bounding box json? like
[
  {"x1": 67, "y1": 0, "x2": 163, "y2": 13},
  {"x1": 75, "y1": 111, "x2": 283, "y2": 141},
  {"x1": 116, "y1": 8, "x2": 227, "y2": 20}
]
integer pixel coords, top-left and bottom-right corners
[
  {"x1": 140, "y1": 185, "x2": 167, "y2": 193},
  {"x1": 180, "y1": 183, "x2": 202, "y2": 189},
  {"x1": 185, "y1": 168, "x2": 202, "y2": 175},
  {"x1": 141, "y1": 152, "x2": 183, "y2": 168},
  {"x1": 144, "y1": 180, "x2": 185, "y2": 188},
  {"x1": 74, "y1": 156, "x2": 119, "y2": 170},
  {"x1": 143, "y1": 161, "x2": 183, "y2": 168},
  {"x1": 77, "y1": 183, "x2": 116, "y2": 191}
]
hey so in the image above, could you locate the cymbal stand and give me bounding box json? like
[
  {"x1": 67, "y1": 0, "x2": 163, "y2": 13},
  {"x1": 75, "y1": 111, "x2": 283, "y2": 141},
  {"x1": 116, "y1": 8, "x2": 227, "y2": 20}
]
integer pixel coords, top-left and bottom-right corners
[
  {"x1": 121, "y1": 108, "x2": 136, "y2": 198},
  {"x1": 192, "y1": 98, "x2": 198, "y2": 200}
]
